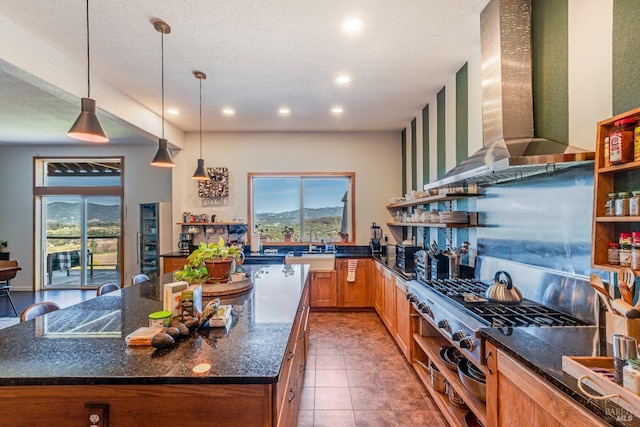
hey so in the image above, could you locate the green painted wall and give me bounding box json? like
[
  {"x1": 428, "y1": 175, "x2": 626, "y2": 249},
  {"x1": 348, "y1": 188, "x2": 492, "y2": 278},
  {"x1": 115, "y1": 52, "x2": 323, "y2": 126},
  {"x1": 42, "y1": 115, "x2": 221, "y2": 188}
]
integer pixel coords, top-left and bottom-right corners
[
  {"x1": 401, "y1": 128, "x2": 407, "y2": 194},
  {"x1": 613, "y1": 0, "x2": 640, "y2": 115},
  {"x1": 455, "y1": 63, "x2": 468, "y2": 164},
  {"x1": 437, "y1": 87, "x2": 446, "y2": 178},
  {"x1": 532, "y1": 0, "x2": 568, "y2": 144},
  {"x1": 411, "y1": 118, "x2": 417, "y2": 191},
  {"x1": 422, "y1": 105, "x2": 430, "y2": 186}
]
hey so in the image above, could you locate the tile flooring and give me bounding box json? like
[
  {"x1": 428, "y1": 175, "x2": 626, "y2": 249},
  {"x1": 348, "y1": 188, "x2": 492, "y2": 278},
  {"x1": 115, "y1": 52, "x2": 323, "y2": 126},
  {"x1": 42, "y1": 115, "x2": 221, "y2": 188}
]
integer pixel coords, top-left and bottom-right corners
[{"x1": 299, "y1": 312, "x2": 447, "y2": 427}]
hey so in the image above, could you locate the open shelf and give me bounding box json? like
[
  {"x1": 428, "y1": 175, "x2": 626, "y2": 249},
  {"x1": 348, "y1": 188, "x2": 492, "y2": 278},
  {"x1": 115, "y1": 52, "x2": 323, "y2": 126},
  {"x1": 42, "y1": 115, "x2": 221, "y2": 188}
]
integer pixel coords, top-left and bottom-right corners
[
  {"x1": 413, "y1": 361, "x2": 470, "y2": 427},
  {"x1": 413, "y1": 333, "x2": 487, "y2": 427},
  {"x1": 387, "y1": 193, "x2": 479, "y2": 209},
  {"x1": 387, "y1": 222, "x2": 475, "y2": 228}
]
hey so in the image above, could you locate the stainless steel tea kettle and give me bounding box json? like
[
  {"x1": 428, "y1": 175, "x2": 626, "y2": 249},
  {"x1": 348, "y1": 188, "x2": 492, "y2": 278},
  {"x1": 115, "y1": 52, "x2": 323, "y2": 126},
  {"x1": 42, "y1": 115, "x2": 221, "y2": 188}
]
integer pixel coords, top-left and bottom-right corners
[{"x1": 485, "y1": 270, "x2": 523, "y2": 303}]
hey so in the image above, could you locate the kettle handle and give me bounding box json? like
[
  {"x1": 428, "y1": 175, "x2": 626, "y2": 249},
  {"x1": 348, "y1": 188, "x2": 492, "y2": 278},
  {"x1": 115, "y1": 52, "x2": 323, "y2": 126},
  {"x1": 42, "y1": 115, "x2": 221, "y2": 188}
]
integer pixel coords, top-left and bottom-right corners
[{"x1": 493, "y1": 270, "x2": 513, "y2": 290}]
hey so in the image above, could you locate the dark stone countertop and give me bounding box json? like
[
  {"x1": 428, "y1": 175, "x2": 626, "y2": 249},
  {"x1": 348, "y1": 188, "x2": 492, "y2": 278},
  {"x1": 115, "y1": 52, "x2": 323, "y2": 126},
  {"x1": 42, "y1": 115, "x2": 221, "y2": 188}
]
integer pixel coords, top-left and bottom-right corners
[
  {"x1": 161, "y1": 246, "x2": 375, "y2": 262},
  {"x1": 480, "y1": 326, "x2": 640, "y2": 426},
  {"x1": 0, "y1": 263, "x2": 308, "y2": 387}
]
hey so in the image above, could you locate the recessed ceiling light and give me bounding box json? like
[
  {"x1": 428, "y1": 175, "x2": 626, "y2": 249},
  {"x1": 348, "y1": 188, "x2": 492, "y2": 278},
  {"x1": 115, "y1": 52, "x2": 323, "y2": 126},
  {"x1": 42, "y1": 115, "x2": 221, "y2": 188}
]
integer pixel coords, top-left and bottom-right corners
[
  {"x1": 222, "y1": 108, "x2": 235, "y2": 116},
  {"x1": 278, "y1": 107, "x2": 291, "y2": 116},
  {"x1": 335, "y1": 75, "x2": 351, "y2": 85},
  {"x1": 342, "y1": 17, "x2": 364, "y2": 33},
  {"x1": 167, "y1": 108, "x2": 180, "y2": 115},
  {"x1": 331, "y1": 106, "x2": 344, "y2": 114}
]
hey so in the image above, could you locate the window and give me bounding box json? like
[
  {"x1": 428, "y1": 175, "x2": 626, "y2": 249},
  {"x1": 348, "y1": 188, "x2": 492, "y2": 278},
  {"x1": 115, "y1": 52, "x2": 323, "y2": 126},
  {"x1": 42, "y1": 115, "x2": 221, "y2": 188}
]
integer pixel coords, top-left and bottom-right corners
[{"x1": 249, "y1": 173, "x2": 354, "y2": 244}]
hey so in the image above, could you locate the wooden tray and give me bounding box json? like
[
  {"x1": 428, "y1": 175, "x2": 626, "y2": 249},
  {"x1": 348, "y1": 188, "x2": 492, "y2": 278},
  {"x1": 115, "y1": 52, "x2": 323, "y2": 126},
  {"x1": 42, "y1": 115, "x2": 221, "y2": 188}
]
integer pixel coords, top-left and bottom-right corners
[
  {"x1": 201, "y1": 278, "x2": 253, "y2": 297},
  {"x1": 562, "y1": 356, "x2": 640, "y2": 418}
]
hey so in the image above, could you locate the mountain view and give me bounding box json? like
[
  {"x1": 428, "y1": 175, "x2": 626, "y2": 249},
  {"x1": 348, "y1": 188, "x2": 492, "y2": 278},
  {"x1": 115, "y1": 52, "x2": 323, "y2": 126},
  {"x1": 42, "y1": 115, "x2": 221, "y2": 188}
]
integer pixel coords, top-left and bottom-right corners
[
  {"x1": 47, "y1": 202, "x2": 120, "y2": 224},
  {"x1": 255, "y1": 206, "x2": 344, "y2": 241}
]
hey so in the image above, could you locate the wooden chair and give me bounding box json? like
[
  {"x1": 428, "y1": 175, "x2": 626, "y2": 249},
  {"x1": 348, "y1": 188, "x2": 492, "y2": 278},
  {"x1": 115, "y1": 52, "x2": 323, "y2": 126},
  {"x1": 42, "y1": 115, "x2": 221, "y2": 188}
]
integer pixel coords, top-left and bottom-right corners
[
  {"x1": 0, "y1": 260, "x2": 21, "y2": 316},
  {"x1": 20, "y1": 302, "x2": 60, "y2": 322},
  {"x1": 131, "y1": 274, "x2": 150, "y2": 285},
  {"x1": 96, "y1": 282, "x2": 120, "y2": 296}
]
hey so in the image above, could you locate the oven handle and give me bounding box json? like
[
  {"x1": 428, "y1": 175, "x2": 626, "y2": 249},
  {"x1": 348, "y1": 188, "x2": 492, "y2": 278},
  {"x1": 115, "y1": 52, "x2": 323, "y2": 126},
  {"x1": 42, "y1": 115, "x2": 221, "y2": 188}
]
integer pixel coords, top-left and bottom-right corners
[{"x1": 485, "y1": 350, "x2": 493, "y2": 375}]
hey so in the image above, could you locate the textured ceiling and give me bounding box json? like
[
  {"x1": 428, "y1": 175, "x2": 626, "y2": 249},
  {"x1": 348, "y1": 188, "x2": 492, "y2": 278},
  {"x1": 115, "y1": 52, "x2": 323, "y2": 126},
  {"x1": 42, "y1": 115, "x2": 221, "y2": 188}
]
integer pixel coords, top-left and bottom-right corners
[{"x1": 0, "y1": 0, "x2": 489, "y2": 145}]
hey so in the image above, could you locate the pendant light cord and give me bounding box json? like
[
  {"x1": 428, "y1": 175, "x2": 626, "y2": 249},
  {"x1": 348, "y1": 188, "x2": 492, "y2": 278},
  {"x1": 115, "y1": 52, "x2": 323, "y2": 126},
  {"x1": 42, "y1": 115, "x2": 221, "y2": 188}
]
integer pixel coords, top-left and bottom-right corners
[
  {"x1": 161, "y1": 29, "x2": 165, "y2": 139},
  {"x1": 199, "y1": 77, "x2": 203, "y2": 158},
  {"x1": 86, "y1": 0, "x2": 91, "y2": 98}
]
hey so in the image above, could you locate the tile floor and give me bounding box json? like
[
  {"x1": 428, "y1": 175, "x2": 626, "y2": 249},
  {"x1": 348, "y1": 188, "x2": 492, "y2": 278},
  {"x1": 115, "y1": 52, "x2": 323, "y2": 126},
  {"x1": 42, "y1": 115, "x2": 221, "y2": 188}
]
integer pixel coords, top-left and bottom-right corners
[{"x1": 299, "y1": 311, "x2": 447, "y2": 427}]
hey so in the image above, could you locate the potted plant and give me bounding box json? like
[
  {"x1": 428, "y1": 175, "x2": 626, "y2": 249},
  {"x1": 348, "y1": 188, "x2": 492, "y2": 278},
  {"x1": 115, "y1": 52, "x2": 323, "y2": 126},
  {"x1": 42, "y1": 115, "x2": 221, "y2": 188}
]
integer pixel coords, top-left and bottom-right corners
[
  {"x1": 185, "y1": 237, "x2": 241, "y2": 283},
  {"x1": 283, "y1": 226, "x2": 294, "y2": 243},
  {"x1": 0, "y1": 241, "x2": 6, "y2": 252},
  {"x1": 174, "y1": 264, "x2": 208, "y2": 284}
]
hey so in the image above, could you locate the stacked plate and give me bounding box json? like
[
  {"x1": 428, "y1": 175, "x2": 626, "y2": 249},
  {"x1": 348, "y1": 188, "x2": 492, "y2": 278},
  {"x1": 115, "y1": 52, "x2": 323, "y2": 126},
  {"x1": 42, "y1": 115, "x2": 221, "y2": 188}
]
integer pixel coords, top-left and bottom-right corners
[{"x1": 439, "y1": 211, "x2": 469, "y2": 224}]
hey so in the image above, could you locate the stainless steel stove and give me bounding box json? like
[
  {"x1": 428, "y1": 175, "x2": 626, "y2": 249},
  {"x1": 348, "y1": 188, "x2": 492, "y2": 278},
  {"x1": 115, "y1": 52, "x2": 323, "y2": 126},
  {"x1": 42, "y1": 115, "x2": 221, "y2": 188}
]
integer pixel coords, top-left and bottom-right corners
[{"x1": 406, "y1": 275, "x2": 589, "y2": 366}]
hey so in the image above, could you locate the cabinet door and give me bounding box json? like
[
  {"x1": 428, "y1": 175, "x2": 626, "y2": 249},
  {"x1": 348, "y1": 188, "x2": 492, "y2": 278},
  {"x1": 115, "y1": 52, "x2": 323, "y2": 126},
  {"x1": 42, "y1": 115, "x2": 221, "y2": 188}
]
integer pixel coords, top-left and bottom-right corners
[
  {"x1": 382, "y1": 269, "x2": 396, "y2": 332},
  {"x1": 394, "y1": 278, "x2": 412, "y2": 361},
  {"x1": 373, "y1": 262, "x2": 384, "y2": 315},
  {"x1": 484, "y1": 342, "x2": 608, "y2": 427},
  {"x1": 309, "y1": 271, "x2": 337, "y2": 307},
  {"x1": 162, "y1": 256, "x2": 187, "y2": 275},
  {"x1": 337, "y1": 258, "x2": 372, "y2": 307}
]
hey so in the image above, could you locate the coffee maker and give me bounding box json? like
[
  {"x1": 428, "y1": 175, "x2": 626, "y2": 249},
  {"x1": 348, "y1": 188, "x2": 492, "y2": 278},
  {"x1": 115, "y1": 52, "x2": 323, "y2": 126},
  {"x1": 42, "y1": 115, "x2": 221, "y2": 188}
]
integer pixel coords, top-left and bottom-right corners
[
  {"x1": 178, "y1": 233, "x2": 193, "y2": 254},
  {"x1": 370, "y1": 223, "x2": 382, "y2": 254}
]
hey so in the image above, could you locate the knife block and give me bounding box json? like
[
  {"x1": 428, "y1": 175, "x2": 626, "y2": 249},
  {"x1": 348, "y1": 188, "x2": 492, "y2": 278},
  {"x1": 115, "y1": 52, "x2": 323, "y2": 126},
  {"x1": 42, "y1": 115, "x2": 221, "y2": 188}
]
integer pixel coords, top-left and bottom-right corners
[{"x1": 605, "y1": 311, "x2": 640, "y2": 344}]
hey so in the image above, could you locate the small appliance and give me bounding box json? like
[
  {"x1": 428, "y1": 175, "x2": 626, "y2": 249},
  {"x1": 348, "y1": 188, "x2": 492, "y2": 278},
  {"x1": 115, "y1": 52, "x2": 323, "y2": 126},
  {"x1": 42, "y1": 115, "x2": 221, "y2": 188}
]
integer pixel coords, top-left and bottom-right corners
[
  {"x1": 178, "y1": 233, "x2": 193, "y2": 253},
  {"x1": 370, "y1": 223, "x2": 382, "y2": 254}
]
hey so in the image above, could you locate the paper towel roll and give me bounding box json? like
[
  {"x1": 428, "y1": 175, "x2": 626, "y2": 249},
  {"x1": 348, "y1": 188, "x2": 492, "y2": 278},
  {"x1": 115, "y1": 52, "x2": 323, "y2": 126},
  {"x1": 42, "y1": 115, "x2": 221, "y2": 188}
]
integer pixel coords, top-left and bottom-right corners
[{"x1": 250, "y1": 233, "x2": 261, "y2": 253}]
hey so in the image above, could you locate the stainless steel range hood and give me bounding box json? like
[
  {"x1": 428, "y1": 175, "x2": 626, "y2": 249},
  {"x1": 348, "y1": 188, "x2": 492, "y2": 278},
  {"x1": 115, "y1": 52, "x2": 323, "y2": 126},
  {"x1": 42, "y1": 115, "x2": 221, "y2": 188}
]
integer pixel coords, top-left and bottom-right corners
[{"x1": 424, "y1": 0, "x2": 594, "y2": 191}]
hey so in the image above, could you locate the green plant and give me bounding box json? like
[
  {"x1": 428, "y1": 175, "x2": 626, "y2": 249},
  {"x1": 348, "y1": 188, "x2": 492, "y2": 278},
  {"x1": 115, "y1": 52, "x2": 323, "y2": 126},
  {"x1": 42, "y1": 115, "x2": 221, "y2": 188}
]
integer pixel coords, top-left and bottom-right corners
[
  {"x1": 282, "y1": 226, "x2": 294, "y2": 235},
  {"x1": 174, "y1": 264, "x2": 208, "y2": 284},
  {"x1": 186, "y1": 237, "x2": 241, "y2": 267},
  {"x1": 0, "y1": 241, "x2": 7, "y2": 249}
]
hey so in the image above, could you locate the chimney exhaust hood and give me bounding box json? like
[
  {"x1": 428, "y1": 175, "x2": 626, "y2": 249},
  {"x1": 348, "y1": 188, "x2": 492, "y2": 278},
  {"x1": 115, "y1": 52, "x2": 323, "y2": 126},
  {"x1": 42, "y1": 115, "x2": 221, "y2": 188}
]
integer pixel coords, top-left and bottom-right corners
[{"x1": 424, "y1": 0, "x2": 594, "y2": 191}]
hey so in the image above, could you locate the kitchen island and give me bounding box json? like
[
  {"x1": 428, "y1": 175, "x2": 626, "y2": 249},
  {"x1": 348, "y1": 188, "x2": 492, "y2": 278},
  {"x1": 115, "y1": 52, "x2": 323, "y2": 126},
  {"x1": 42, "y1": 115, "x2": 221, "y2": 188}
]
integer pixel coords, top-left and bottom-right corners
[{"x1": 0, "y1": 263, "x2": 309, "y2": 427}]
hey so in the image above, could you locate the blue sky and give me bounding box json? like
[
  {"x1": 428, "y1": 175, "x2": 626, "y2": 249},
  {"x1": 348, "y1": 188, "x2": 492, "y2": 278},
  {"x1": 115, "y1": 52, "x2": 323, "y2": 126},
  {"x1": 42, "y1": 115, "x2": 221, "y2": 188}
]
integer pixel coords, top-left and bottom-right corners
[{"x1": 254, "y1": 177, "x2": 347, "y2": 213}]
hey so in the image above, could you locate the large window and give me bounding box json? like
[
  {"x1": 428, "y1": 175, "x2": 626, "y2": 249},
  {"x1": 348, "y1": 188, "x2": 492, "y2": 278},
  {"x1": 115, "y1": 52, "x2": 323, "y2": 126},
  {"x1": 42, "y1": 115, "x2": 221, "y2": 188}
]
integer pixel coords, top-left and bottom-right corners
[{"x1": 249, "y1": 173, "x2": 355, "y2": 244}]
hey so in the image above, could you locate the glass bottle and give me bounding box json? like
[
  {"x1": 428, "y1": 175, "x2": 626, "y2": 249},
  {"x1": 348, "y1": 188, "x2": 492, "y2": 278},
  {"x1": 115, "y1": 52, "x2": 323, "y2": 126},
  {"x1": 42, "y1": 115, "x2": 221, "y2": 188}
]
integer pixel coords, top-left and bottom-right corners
[
  {"x1": 620, "y1": 244, "x2": 632, "y2": 267},
  {"x1": 605, "y1": 193, "x2": 618, "y2": 216},
  {"x1": 616, "y1": 192, "x2": 631, "y2": 216},
  {"x1": 623, "y1": 358, "x2": 640, "y2": 395},
  {"x1": 631, "y1": 191, "x2": 640, "y2": 216},
  {"x1": 609, "y1": 242, "x2": 620, "y2": 265}
]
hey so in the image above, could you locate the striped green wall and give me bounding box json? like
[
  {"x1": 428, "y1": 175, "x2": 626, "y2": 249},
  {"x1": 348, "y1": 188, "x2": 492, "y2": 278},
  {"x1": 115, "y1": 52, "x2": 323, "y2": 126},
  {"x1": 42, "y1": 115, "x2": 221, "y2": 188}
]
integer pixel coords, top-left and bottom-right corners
[
  {"x1": 422, "y1": 105, "x2": 430, "y2": 186},
  {"x1": 455, "y1": 63, "x2": 468, "y2": 164},
  {"x1": 401, "y1": 128, "x2": 407, "y2": 194},
  {"x1": 532, "y1": 0, "x2": 568, "y2": 144},
  {"x1": 411, "y1": 118, "x2": 417, "y2": 191},
  {"x1": 613, "y1": 0, "x2": 640, "y2": 115},
  {"x1": 437, "y1": 87, "x2": 446, "y2": 178}
]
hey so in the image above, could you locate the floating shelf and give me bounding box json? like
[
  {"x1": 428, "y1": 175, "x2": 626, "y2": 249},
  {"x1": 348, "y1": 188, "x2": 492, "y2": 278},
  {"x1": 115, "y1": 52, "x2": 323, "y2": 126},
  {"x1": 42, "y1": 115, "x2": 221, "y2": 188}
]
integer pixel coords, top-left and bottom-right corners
[{"x1": 386, "y1": 193, "x2": 479, "y2": 209}]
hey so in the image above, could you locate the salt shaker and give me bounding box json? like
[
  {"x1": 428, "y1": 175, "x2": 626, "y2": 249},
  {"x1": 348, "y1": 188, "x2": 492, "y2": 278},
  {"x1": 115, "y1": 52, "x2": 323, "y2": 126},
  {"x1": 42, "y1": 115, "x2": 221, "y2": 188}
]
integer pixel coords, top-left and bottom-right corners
[{"x1": 613, "y1": 334, "x2": 638, "y2": 385}]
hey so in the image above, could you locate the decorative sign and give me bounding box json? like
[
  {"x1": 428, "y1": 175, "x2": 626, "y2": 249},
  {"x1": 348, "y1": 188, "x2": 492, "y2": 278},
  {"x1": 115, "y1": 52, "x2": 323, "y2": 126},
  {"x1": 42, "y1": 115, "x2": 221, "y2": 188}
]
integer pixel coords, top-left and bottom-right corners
[{"x1": 198, "y1": 167, "x2": 229, "y2": 198}]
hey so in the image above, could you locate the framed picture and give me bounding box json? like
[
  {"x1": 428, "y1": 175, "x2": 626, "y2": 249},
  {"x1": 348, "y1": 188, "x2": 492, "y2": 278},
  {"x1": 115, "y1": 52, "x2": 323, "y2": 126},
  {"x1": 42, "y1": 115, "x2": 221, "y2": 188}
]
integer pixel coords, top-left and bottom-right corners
[{"x1": 198, "y1": 167, "x2": 229, "y2": 198}]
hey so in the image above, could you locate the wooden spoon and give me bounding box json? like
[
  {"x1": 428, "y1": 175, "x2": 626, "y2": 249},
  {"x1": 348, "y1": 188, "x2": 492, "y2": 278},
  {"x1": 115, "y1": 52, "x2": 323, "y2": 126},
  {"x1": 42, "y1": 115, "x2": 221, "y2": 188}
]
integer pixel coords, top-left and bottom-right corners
[
  {"x1": 618, "y1": 280, "x2": 634, "y2": 305},
  {"x1": 590, "y1": 274, "x2": 614, "y2": 313},
  {"x1": 619, "y1": 267, "x2": 636, "y2": 294}
]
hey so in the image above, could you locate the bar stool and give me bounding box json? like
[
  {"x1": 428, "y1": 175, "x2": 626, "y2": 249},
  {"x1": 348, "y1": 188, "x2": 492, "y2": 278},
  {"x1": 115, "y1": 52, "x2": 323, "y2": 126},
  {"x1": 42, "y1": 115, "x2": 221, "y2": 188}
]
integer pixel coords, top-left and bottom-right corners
[
  {"x1": 0, "y1": 260, "x2": 21, "y2": 317},
  {"x1": 96, "y1": 282, "x2": 120, "y2": 296},
  {"x1": 131, "y1": 274, "x2": 150, "y2": 285},
  {"x1": 20, "y1": 302, "x2": 60, "y2": 322}
]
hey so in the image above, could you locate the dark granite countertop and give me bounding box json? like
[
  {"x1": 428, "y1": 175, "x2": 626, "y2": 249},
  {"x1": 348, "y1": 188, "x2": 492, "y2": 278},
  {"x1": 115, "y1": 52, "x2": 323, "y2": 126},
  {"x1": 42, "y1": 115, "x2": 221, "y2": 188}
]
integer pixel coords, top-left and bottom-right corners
[
  {"x1": 161, "y1": 247, "x2": 374, "y2": 261},
  {"x1": 0, "y1": 263, "x2": 308, "y2": 387},
  {"x1": 372, "y1": 254, "x2": 415, "y2": 281},
  {"x1": 480, "y1": 326, "x2": 639, "y2": 426}
]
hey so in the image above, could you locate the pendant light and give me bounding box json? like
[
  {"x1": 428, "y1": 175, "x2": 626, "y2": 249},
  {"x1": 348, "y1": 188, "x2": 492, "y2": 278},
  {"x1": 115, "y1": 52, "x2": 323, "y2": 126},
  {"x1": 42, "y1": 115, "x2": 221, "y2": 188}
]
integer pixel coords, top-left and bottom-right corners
[
  {"x1": 150, "y1": 19, "x2": 175, "y2": 168},
  {"x1": 192, "y1": 71, "x2": 209, "y2": 180},
  {"x1": 67, "y1": 0, "x2": 108, "y2": 143}
]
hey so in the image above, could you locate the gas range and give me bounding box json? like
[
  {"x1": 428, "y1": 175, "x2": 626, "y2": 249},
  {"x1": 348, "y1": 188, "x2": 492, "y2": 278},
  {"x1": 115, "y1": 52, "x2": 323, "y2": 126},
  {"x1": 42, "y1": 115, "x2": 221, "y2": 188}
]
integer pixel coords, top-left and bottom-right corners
[{"x1": 406, "y1": 277, "x2": 589, "y2": 365}]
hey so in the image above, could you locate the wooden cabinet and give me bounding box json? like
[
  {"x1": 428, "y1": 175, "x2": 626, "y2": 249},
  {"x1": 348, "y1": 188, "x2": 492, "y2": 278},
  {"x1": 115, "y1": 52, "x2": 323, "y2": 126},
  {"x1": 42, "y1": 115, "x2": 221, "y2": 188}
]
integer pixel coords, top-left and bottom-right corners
[
  {"x1": 336, "y1": 258, "x2": 372, "y2": 307},
  {"x1": 373, "y1": 261, "x2": 384, "y2": 315},
  {"x1": 591, "y1": 106, "x2": 640, "y2": 273},
  {"x1": 309, "y1": 270, "x2": 337, "y2": 307},
  {"x1": 484, "y1": 342, "x2": 607, "y2": 427},
  {"x1": 382, "y1": 268, "x2": 396, "y2": 332},
  {"x1": 394, "y1": 277, "x2": 412, "y2": 361},
  {"x1": 162, "y1": 256, "x2": 188, "y2": 274}
]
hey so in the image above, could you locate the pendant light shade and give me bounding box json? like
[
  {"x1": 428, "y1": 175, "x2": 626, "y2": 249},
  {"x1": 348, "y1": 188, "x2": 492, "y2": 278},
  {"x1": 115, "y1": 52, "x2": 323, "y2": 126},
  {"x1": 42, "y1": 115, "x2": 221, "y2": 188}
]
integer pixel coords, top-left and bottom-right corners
[
  {"x1": 150, "y1": 19, "x2": 175, "y2": 168},
  {"x1": 192, "y1": 71, "x2": 209, "y2": 180},
  {"x1": 67, "y1": 0, "x2": 108, "y2": 143}
]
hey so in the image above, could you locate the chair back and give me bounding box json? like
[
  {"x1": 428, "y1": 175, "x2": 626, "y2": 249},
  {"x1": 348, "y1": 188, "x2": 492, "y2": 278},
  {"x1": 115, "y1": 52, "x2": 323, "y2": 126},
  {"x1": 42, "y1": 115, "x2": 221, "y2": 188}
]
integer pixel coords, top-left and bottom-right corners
[
  {"x1": 0, "y1": 260, "x2": 21, "y2": 282},
  {"x1": 20, "y1": 301, "x2": 60, "y2": 322},
  {"x1": 131, "y1": 274, "x2": 150, "y2": 285},
  {"x1": 96, "y1": 282, "x2": 120, "y2": 296}
]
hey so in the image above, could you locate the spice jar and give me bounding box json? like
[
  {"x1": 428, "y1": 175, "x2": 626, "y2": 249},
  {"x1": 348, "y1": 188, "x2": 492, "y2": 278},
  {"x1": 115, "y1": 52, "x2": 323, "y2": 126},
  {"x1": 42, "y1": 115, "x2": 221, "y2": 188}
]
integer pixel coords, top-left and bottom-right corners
[
  {"x1": 632, "y1": 244, "x2": 640, "y2": 269},
  {"x1": 610, "y1": 118, "x2": 636, "y2": 164},
  {"x1": 604, "y1": 136, "x2": 611, "y2": 167},
  {"x1": 620, "y1": 244, "x2": 632, "y2": 267},
  {"x1": 605, "y1": 193, "x2": 618, "y2": 216},
  {"x1": 613, "y1": 334, "x2": 637, "y2": 386},
  {"x1": 609, "y1": 242, "x2": 620, "y2": 265},
  {"x1": 635, "y1": 124, "x2": 640, "y2": 162},
  {"x1": 616, "y1": 192, "x2": 631, "y2": 216},
  {"x1": 623, "y1": 358, "x2": 640, "y2": 395},
  {"x1": 620, "y1": 232, "x2": 633, "y2": 246},
  {"x1": 631, "y1": 191, "x2": 640, "y2": 216}
]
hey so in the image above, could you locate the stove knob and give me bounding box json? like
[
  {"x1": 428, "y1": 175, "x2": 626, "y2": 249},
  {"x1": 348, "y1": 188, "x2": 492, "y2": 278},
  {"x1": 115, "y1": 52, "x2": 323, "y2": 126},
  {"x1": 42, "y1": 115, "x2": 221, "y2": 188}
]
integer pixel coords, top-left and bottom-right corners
[
  {"x1": 460, "y1": 337, "x2": 476, "y2": 351},
  {"x1": 437, "y1": 319, "x2": 451, "y2": 332},
  {"x1": 417, "y1": 302, "x2": 432, "y2": 317},
  {"x1": 451, "y1": 331, "x2": 467, "y2": 341},
  {"x1": 406, "y1": 293, "x2": 418, "y2": 303}
]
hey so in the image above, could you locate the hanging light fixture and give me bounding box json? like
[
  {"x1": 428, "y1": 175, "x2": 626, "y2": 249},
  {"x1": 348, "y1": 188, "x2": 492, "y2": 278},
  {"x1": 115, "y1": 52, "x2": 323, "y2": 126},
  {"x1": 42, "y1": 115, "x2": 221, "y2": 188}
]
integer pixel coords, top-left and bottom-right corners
[
  {"x1": 67, "y1": 0, "x2": 108, "y2": 143},
  {"x1": 150, "y1": 19, "x2": 175, "y2": 168},
  {"x1": 192, "y1": 71, "x2": 209, "y2": 180}
]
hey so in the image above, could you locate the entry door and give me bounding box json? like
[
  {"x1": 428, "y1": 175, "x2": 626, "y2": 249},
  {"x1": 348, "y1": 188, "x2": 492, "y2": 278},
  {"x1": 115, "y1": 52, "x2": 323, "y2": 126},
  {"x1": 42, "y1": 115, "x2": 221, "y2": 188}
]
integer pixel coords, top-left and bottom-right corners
[{"x1": 43, "y1": 195, "x2": 121, "y2": 288}]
